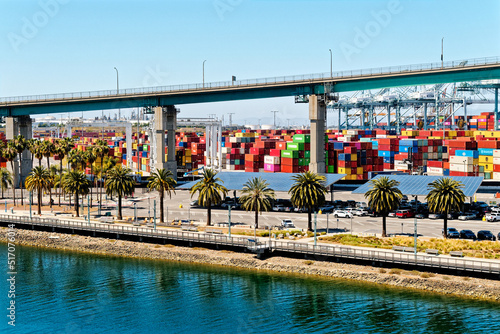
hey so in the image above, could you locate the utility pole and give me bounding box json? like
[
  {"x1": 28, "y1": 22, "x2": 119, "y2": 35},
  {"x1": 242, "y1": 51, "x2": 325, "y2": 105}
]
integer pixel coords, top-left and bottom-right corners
[
  {"x1": 441, "y1": 37, "x2": 444, "y2": 69},
  {"x1": 271, "y1": 110, "x2": 279, "y2": 129}
]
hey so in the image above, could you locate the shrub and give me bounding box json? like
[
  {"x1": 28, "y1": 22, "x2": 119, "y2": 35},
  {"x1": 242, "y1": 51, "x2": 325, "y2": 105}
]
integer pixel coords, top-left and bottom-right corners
[
  {"x1": 304, "y1": 260, "x2": 314, "y2": 266},
  {"x1": 442, "y1": 276, "x2": 451, "y2": 280},
  {"x1": 389, "y1": 268, "x2": 402, "y2": 275},
  {"x1": 379, "y1": 268, "x2": 387, "y2": 273},
  {"x1": 420, "y1": 273, "x2": 430, "y2": 278}
]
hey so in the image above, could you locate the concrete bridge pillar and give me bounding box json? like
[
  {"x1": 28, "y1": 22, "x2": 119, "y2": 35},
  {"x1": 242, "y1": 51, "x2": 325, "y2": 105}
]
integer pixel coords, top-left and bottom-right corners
[
  {"x1": 6, "y1": 116, "x2": 32, "y2": 186},
  {"x1": 154, "y1": 105, "x2": 178, "y2": 180},
  {"x1": 423, "y1": 103, "x2": 428, "y2": 130},
  {"x1": 309, "y1": 95, "x2": 326, "y2": 174}
]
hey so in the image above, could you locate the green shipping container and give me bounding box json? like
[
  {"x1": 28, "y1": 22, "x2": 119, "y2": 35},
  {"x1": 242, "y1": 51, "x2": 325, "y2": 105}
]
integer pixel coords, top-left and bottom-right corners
[
  {"x1": 305, "y1": 151, "x2": 311, "y2": 159},
  {"x1": 143, "y1": 144, "x2": 148, "y2": 151},
  {"x1": 292, "y1": 134, "x2": 311, "y2": 143},
  {"x1": 286, "y1": 142, "x2": 305, "y2": 151},
  {"x1": 281, "y1": 150, "x2": 299, "y2": 158},
  {"x1": 327, "y1": 165, "x2": 335, "y2": 173}
]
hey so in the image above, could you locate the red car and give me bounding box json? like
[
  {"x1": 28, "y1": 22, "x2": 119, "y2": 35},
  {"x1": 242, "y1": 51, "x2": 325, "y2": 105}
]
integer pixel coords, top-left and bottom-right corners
[{"x1": 396, "y1": 209, "x2": 415, "y2": 218}]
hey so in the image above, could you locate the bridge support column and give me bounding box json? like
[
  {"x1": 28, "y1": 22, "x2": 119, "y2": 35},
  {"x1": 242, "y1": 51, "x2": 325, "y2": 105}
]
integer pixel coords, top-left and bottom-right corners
[
  {"x1": 6, "y1": 117, "x2": 20, "y2": 187},
  {"x1": 166, "y1": 106, "x2": 178, "y2": 180},
  {"x1": 423, "y1": 103, "x2": 428, "y2": 130},
  {"x1": 337, "y1": 108, "x2": 341, "y2": 131},
  {"x1": 369, "y1": 106, "x2": 374, "y2": 130},
  {"x1": 309, "y1": 95, "x2": 326, "y2": 174},
  {"x1": 387, "y1": 106, "x2": 391, "y2": 130},
  {"x1": 154, "y1": 107, "x2": 168, "y2": 173},
  {"x1": 396, "y1": 106, "x2": 400, "y2": 134},
  {"x1": 19, "y1": 116, "x2": 32, "y2": 185},
  {"x1": 495, "y1": 88, "x2": 499, "y2": 131},
  {"x1": 463, "y1": 98, "x2": 467, "y2": 130}
]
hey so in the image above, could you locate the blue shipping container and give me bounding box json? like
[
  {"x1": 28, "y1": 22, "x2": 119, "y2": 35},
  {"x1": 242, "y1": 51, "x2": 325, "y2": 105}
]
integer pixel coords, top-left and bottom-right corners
[
  {"x1": 479, "y1": 148, "x2": 494, "y2": 156},
  {"x1": 455, "y1": 150, "x2": 479, "y2": 158}
]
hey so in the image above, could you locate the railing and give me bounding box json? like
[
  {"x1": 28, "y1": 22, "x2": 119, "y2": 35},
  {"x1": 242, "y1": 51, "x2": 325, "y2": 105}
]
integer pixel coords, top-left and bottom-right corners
[
  {"x1": 2, "y1": 213, "x2": 499, "y2": 276},
  {"x1": 1, "y1": 56, "x2": 499, "y2": 104}
]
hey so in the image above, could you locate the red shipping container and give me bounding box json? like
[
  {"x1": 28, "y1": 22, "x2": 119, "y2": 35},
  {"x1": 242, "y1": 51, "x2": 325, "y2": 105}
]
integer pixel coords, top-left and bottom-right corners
[
  {"x1": 282, "y1": 165, "x2": 299, "y2": 173},
  {"x1": 269, "y1": 149, "x2": 281, "y2": 157},
  {"x1": 427, "y1": 161, "x2": 443, "y2": 168},
  {"x1": 281, "y1": 157, "x2": 298, "y2": 166},
  {"x1": 344, "y1": 147, "x2": 357, "y2": 154},
  {"x1": 494, "y1": 165, "x2": 500, "y2": 172}
]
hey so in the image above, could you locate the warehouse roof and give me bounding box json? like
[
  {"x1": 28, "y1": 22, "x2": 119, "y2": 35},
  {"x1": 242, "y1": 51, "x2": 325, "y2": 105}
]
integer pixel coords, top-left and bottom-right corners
[
  {"x1": 178, "y1": 172, "x2": 346, "y2": 192},
  {"x1": 352, "y1": 175, "x2": 483, "y2": 197}
]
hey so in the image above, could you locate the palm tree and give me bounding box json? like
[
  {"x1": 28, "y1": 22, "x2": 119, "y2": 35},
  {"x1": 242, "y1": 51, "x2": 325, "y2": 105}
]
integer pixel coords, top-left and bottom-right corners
[
  {"x1": 364, "y1": 176, "x2": 403, "y2": 237},
  {"x1": 105, "y1": 165, "x2": 135, "y2": 220},
  {"x1": 239, "y1": 177, "x2": 275, "y2": 230},
  {"x1": 61, "y1": 137, "x2": 75, "y2": 171},
  {"x1": 13, "y1": 135, "x2": 27, "y2": 206},
  {"x1": 289, "y1": 171, "x2": 327, "y2": 231},
  {"x1": 26, "y1": 138, "x2": 36, "y2": 169},
  {"x1": 30, "y1": 140, "x2": 44, "y2": 167},
  {"x1": 426, "y1": 177, "x2": 466, "y2": 239},
  {"x1": 190, "y1": 169, "x2": 228, "y2": 226},
  {"x1": 41, "y1": 140, "x2": 55, "y2": 169},
  {"x1": 25, "y1": 166, "x2": 51, "y2": 215},
  {"x1": 62, "y1": 170, "x2": 91, "y2": 217},
  {"x1": 54, "y1": 140, "x2": 66, "y2": 206},
  {"x1": 0, "y1": 168, "x2": 13, "y2": 199},
  {"x1": 3, "y1": 144, "x2": 18, "y2": 206},
  {"x1": 147, "y1": 169, "x2": 177, "y2": 223},
  {"x1": 68, "y1": 149, "x2": 84, "y2": 171},
  {"x1": 93, "y1": 139, "x2": 109, "y2": 209}
]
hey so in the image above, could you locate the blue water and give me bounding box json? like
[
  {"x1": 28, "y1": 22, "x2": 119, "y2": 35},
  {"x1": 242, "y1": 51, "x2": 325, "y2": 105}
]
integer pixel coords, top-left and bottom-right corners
[{"x1": 1, "y1": 243, "x2": 500, "y2": 334}]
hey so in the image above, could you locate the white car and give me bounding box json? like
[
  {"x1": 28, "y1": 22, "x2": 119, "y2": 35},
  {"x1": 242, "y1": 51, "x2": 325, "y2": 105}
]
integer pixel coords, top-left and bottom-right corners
[
  {"x1": 333, "y1": 210, "x2": 353, "y2": 218},
  {"x1": 458, "y1": 213, "x2": 476, "y2": 221},
  {"x1": 485, "y1": 213, "x2": 500, "y2": 222},
  {"x1": 353, "y1": 208, "x2": 368, "y2": 216},
  {"x1": 281, "y1": 219, "x2": 295, "y2": 228}
]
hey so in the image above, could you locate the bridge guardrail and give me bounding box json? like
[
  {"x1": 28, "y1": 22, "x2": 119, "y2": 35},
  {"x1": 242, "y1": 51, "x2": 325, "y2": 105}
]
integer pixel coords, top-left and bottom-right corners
[
  {"x1": 1, "y1": 213, "x2": 500, "y2": 275},
  {"x1": 1, "y1": 56, "x2": 499, "y2": 104}
]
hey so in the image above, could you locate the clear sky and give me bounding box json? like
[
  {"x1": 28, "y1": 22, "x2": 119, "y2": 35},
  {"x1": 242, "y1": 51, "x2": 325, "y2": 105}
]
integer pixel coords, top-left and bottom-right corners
[{"x1": 1, "y1": 0, "x2": 499, "y2": 125}]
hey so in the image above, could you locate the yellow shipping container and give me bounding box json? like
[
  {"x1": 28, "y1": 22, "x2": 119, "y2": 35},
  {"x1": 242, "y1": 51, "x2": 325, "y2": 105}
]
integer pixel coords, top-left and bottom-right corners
[
  {"x1": 479, "y1": 156, "x2": 493, "y2": 164},
  {"x1": 186, "y1": 157, "x2": 192, "y2": 163},
  {"x1": 338, "y1": 167, "x2": 351, "y2": 175},
  {"x1": 479, "y1": 163, "x2": 494, "y2": 172},
  {"x1": 185, "y1": 149, "x2": 192, "y2": 157},
  {"x1": 357, "y1": 167, "x2": 363, "y2": 174}
]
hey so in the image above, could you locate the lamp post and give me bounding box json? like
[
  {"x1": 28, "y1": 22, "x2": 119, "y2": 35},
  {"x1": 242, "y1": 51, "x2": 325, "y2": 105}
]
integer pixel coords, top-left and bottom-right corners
[
  {"x1": 87, "y1": 194, "x2": 90, "y2": 224},
  {"x1": 154, "y1": 200, "x2": 157, "y2": 228},
  {"x1": 314, "y1": 212, "x2": 317, "y2": 246},
  {"x1": 414, "y1": 195, "x2": 418, "y2": 256},
  {"x1": 148, "y1": 197, "x2": 151, "y2": 219},
  {"x1": 29, "y1": 191, "x2": 32, "y2": 219},
  {"x1": 228, "y1": 205, "x2": 231, "y2": 238},
  {"x1": 202, "y1": 60, "x2": 207, "y2": 88},
  {"x1": 441, "y1": 37, "x2": 444, "y2": 69},
  {"x1": 271, "y1": 110, "x2": 278, "y2": 129},
  {"x1": 329, "y1": 49, "x2": 332, "y2": 77},
  {"x1": 114, "y1": 67, "x2": 120, "y2": 120},
  {"x1": 326, "y1": 213, "x2": 329, "y2": 234},
  {"x1": 134, "y1": 202, "x2": 137, "y2": 225}
]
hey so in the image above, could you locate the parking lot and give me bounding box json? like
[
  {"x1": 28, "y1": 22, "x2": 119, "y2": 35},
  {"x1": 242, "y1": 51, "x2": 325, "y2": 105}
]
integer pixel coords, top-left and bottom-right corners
[{"x1": 128, "y1": 188, "x2": 500, "y2": 240}]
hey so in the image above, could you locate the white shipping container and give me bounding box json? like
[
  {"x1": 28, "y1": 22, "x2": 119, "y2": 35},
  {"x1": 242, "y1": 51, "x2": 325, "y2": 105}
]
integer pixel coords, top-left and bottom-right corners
[
  {"x1": 493, "y1": 172, "x2": 500, "y2": 180},
  {"x1": 427, "y1": 172, "x2": 444, "y2": 176},
  {"x1": 428, "y1": 146, "x2": 434, "y2": 153},
  {"x1": 493, "y1": 157, "x2": 500, "y2": 165},
  {"x1": 375, "y1": 134, "x2": 387, "y2": 138},
  {"x1": 449, "y1": 163, "x2": 474, "y2": 173},
  {"x1": 449, "y1": 156, "x2": 474, "y2": 164},
  {"x1": 427, "y1": 167, "x2": 444, "y2": 174},
  {"x1": 264, "y1": 155, "x2": 280, "y2": 165},
  {"x1": 494, "y1": 150, "x2": 500, "y2": 158},
  {"x1": 226, "y1": 165, "x2": 236, "y2": 170},
  {"x1": 442, "y1": 153, "x2": 449, "y2": 159}
]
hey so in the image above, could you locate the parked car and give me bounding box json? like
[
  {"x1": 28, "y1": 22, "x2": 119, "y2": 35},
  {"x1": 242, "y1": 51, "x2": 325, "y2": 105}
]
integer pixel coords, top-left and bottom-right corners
[
  {"x1": 447, "y1": 212, "x2": 460, "y2": 220},
  {"x1": 272, "y1": 204, "x2": 286, "y2": 212},
  {"x1": 396, "y1": 209, "x2": 415, "y2": 218},
  {"x1": 477, "y1": 230, "x2": 496, "y2": 241},
  {"x1": 444, "y1": 227, "x2": 460, "y2": 238},
  {"x1": 485, "y1": 213, "x2": 500, "y2": 222},
  {"x1": 319, "y1": 205, "x2": 335, "y2": 214},
  {"x1": 366, "y1": 209, "x2": 378, "y2": 217},
  {"x1": 281, "y1": 219, "x2": 295, "y2": 228},
  {"x1": 459, "y1": 229, "x2": 477, "y2": 240},
  {"x1": 458, "y1": 212, "x2": 476, "y2": 221},
  {"x1": 356, "y1": 202, "x2": 368, "y2": 208},
  {"x1": 190, "y1": 200, "x2": 199, "y2": 207},
  {"x1": 294, "y1": 207, "x2": 307, "y2": 213},
  {"x1": 388, "y1": 211, "x2": 397, "y2": 217},
  {"x1": 428, "y1": 213, "x2": 444, "y2": 220},
  {"x1": 415, "y1": 213, "x2": 428, "y2": 219},
  {"x1": 333, "y1": 210, "x2": 353, "y2": 218},
  {"x1": 353, "y1": 208, "x2": 368, "y2": 216}
]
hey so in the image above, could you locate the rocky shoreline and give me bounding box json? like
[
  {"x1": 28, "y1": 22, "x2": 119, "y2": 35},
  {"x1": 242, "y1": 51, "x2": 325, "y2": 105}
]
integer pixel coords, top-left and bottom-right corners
[{"x1": 2, "y1": 227, "x2": 500, "y2": 302}]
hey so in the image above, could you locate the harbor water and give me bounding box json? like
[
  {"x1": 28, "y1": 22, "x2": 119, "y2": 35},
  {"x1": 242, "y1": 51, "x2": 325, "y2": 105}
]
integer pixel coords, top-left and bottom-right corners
[{"x1": 1, "y1": 243, "x2": 500, "y2": 334}]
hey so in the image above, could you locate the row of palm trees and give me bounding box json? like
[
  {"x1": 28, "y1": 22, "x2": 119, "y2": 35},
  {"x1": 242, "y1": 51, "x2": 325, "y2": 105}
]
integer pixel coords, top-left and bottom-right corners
[{"x1": 189, "y1": 170, "x2": 466, "y2": 239}]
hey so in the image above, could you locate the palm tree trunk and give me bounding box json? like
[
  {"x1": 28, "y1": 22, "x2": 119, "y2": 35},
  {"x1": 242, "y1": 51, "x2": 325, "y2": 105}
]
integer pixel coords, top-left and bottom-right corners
[
  {"x1": 207, "y1": 200, "x2": 211, "y2": 226},
  {"x1": 75, "y1": 193, "x2": 79, "y2": 217},
  {"x1": 90, "y1": 165, "x2": 94, "y2": 208},
  {"x1": 118, "y1": 194, "x2": 122, "y2": 220},
  {"x1": 59, "y1": 160, "x2": 62, "y2": 206},
  {"x1": 255, "y1": 208, "x2": 258, "y2": 229},
  {"x1": 49, "y1": 188, "x2": 52, "y2": 208},
  {"x1": 382, "y1": 215, "x2": 387, "y2": 237},
  {"x1": 37, "y1": 189, "x2": 42, "y2": 215},
  {"x1": 160, "y1": 191, "x2": 164, "y2": 223},
  {"x1": 10, "y1": 161, "x2": 15, "y2": 206},
  {"x1": 443, "y1": 214, "x2": 448, "y2": 239},
  {"x1": 1, "y1": 185, "x2": 3, "y2": 199},
  {"x1": 308, "y1": 208, "x2": 312, "y2": 231},
  {"x1": 99, "y1": 161, "x2": 103, "y2": 210},
  {"x1": 19, "y1": 153, "x2": 24, "y2": 206},
  {"x1": 38, "y1": 158, "x2": 41, "y2": 167}
]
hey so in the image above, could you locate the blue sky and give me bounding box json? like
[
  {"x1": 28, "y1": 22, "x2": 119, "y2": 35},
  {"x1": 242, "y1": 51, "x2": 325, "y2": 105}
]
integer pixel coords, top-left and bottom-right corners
[{"x1": 1, "y1": 0, "x2": 499, "y2": 125}]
